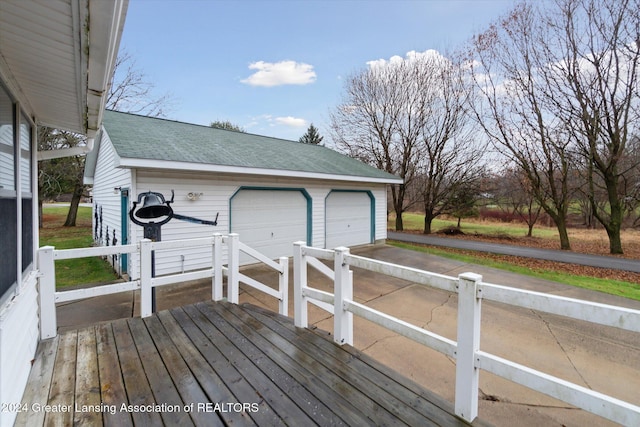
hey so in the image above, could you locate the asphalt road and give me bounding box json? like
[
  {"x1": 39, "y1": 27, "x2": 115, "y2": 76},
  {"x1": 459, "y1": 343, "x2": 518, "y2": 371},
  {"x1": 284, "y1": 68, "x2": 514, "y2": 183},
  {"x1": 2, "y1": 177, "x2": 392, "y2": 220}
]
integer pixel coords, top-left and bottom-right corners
[{"x1": 388, "y1": 231, "x2": 640, "y2": 273}]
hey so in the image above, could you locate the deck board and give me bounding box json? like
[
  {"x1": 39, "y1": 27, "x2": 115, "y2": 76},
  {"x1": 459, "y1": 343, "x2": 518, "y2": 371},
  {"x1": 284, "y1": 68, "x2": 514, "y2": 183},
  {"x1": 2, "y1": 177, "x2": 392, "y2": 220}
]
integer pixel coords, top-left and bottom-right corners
[
  {"x1": 74, "y1": 327, "x2": 102, "y2": 426},
  {"x1": 242, "y1": 303, "x2": 473, "y2": 427},
  {"x1": 95, "y1": 323, "x2": 132, "y2": 427},
  {"x1": 111, "y1": 319, "x2": 163, "y2": 426},
  {"x1": 172, "y1": 305, "x2": 284, "y2": 425},
  {"x1": 156, "y1": 309, "x2": 254, "y2": 426},
  {"x1": 19, "y1": 300, "x2": 485, "y2": 426},
  {"x1": 14, "y1": 336, "x2": 59, "y2": 427},
  {"x1": 45, "y1": 330, "x2": 77, "y2": 427},
  {"x1": 126, "y1": 317, "x2": 194, "y2": 426},
  {"x1": 186, "y1": 305, "x2": 341, "y2": 425},
  {"x1": 192, "y1": 302, "x2": 353, "y2": 426},
  {"x1": 220, "y1": 302, "x2": 454, "y2": 427},
  {"x1": 142, "y1": 315, "x2": 217, "y2": 427}
]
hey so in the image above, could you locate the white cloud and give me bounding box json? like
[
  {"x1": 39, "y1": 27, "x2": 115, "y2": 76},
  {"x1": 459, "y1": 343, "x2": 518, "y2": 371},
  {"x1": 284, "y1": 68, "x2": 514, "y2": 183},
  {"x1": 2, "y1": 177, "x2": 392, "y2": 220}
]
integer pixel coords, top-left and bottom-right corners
[
  {"x1": 241, "y1": 60, "x2": 317, "y2": 87},
  {"x1": 367, "y1": 49, "x2": 448, "y2": 69},
  {"x1": 246, "y1": 114, "x2": 308, "y2": 131},
  {"x1": 274, "y1": 116, "x2": 307, "y2": 127}
]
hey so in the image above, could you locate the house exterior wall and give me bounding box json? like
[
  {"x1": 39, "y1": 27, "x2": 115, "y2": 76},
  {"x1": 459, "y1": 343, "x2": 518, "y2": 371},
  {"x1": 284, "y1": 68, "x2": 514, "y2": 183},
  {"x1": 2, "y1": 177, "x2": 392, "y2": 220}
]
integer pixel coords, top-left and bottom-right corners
[
  {"x1": 0, "y1": 84, "x2": 39, "y2": 427},
  {"x1": 0, "y1": 272, "x2": 39, "y2": 427},
  {"x1": 107, "y1": 170, "x2": 389, "y2": 279},
  {"x1": 91, "y1": 133, "x2": 133, "y2": 275}
]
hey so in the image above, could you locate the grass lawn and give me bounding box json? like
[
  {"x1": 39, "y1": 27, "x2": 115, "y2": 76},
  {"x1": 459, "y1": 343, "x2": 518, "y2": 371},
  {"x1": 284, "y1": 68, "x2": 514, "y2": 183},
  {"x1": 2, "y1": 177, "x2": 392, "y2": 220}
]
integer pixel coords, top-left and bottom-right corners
[
  {"x1": 390, "y1": 212, "x2": 558, "y2": 239},
  {"x1": 40, "y1": 205, "x2": 119, "y2": 288},
  {"x1": 390, "y1": 242, "x2": 640, "y2": 301}
]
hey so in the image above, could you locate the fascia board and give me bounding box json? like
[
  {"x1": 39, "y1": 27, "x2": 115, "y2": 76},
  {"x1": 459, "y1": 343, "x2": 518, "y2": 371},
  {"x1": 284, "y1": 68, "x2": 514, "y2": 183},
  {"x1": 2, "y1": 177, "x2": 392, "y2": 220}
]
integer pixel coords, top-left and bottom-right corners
[{"x1": 116, "y1": 157, "x2": 404, "y2": 185}]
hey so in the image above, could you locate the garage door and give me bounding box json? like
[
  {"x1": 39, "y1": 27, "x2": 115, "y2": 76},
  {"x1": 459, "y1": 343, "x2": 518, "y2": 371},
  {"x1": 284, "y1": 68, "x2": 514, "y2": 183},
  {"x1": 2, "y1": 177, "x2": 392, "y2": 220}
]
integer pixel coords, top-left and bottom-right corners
[
  {"x1": 325, "y1": 191, "x2": 372, "y2": 249},
  {"x1": 230, "y1": 189, "x2": 308, "y2": 262}
]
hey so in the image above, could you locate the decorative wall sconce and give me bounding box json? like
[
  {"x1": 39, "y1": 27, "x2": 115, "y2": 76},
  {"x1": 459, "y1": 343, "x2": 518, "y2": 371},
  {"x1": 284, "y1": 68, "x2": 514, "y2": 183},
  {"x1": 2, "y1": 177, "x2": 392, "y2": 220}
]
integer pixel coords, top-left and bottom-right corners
[{"x1": 187, "y1": 192, "x2": 203, "y2": 201}]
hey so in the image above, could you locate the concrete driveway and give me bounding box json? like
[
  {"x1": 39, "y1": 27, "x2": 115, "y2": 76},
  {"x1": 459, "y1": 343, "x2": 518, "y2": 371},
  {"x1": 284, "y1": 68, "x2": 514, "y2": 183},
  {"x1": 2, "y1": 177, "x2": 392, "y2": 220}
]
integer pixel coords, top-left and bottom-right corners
[{"x1": 56, "y1": 244, "x2": 640, "y2": 426}]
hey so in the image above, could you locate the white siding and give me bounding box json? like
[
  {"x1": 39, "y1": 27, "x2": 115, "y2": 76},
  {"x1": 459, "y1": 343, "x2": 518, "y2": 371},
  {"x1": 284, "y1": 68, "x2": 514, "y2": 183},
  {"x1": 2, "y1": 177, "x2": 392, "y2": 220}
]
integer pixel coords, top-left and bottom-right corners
[
  {"x1": 125, "y1": 170, "x2": 387, "y2": 278},
  {"x1": 0, "y1": 272, "x2": 39, "y2": 427},
  {"x1": 99, "y1": 170, "x2": 390, "y2": 278},
  {"x1": 373, "y1": 186, "x2": 388, "y2": 242},
  {"x1": 91, "y1": 132, "x2": 132, "y2": 274}
]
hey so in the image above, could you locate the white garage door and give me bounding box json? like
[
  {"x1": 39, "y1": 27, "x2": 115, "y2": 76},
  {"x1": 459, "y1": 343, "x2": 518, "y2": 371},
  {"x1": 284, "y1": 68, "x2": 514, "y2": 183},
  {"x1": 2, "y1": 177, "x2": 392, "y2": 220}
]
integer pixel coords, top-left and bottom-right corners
[
  {"x1": 325, "y1": 191, "x2": 372, "y2": 249},
  {"x1": 230, "y1": 189, "x2": 308, "y2": 261}
]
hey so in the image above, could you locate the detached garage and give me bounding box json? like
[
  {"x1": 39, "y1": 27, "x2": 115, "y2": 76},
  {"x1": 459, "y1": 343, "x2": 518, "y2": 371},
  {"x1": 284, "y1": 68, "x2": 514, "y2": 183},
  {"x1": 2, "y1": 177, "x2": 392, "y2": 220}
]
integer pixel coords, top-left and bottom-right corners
[{"x1": 85, "y1": 110, "x2": 402, "y2": 278}]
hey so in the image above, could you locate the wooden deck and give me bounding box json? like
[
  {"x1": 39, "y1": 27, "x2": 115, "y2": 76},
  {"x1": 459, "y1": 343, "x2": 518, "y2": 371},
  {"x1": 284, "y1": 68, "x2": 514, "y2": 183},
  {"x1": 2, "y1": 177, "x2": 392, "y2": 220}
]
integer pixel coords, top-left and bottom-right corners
[{"x1": 16, "y1": 301, "x2": 484, "y2": 426}]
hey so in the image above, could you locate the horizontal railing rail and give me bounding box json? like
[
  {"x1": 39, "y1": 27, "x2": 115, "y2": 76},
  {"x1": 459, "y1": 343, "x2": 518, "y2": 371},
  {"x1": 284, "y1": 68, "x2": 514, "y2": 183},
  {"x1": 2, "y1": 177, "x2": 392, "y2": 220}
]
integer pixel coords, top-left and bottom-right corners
[
  {"x1": 225, "y1": 234, "x2": 288, "y2": 316},
  {"x1": 292, "y1": 241, "x2": 640, "y2": 426},
  {"x1": 38, "y1": 244, "x2": 141, "y2": 339},
  {"x1": 139, "y1": 235, "x2": 223, "y2": 317},
  {"x1": 38, "y1": 233, "x2": 287, "y2": 338},
  {"x1": 479, "y1": 282, "x2": 640, "y2": 333}
]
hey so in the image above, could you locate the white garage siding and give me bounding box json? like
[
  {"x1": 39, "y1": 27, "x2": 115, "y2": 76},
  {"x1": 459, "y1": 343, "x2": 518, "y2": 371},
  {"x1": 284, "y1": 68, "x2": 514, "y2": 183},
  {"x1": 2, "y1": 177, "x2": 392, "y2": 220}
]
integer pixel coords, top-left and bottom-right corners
[
  {"x1": 90, "y1": 134, "x2": 132, "y2": 275},
  {"x1": 325, "y1": 190, "x2": 373, "y2": 249},
  {"x1": 113, "y1": 171, "x2": 390, "y2": 278},
  {"x1": 230, "y1": 188, "x2": 310, "y2": 262}
]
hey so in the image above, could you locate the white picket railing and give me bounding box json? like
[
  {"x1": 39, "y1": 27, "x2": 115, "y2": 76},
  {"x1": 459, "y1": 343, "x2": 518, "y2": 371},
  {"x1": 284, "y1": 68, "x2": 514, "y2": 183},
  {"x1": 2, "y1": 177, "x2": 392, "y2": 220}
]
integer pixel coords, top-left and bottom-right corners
[
  {"x1": 292, "y1": 242, "x2": 640, "y2": 425},
  {"x1": 38, "y1": 233, "x2": 287, "y2": 339}
]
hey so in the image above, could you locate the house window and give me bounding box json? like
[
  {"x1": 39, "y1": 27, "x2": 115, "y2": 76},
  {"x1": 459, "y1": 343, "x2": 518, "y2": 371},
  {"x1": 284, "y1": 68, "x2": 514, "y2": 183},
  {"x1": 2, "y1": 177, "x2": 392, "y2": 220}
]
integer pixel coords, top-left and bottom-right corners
[
  {"x1": 20, "y1": 112, "x2": 31, "y2": 194},
  {"x1": 20, "y1": 111, "x2": 33, "y2": 271},
  {"x1": 0, "y1": 86, "x2": 13, "y2": 192},
  {"x1": 0, "y1": 84, "x2": 17, "y2": 300}
]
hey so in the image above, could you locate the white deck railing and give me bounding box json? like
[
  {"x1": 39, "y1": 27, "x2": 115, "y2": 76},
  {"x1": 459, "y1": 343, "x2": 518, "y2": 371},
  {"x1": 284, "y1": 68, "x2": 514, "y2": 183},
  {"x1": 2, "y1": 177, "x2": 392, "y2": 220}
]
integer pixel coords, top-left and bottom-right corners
[
  {"x1": 292, "y1": 242, "x2": 640, "y2": 425},
  {"x1": 38, "y1": 233, "x2": 287, "y2": 339}
]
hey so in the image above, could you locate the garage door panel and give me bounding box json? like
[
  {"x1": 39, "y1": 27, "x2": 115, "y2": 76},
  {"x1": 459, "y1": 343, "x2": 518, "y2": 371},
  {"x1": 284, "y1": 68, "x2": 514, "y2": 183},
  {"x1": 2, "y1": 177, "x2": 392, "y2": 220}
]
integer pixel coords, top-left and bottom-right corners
[
  {"x1": 325, "y1": 191, "x2": 372, "y2": 249},
  {"x1": 231, "y1": 190, "x2": 307, "y2": 262}
]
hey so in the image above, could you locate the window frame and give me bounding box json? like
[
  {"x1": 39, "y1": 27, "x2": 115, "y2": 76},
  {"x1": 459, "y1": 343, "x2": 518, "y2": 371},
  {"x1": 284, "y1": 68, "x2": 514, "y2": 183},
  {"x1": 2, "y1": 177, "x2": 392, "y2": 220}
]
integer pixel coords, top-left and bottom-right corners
[{"x1": 0, "y1": 82, "x2": 36, "y2": 306}]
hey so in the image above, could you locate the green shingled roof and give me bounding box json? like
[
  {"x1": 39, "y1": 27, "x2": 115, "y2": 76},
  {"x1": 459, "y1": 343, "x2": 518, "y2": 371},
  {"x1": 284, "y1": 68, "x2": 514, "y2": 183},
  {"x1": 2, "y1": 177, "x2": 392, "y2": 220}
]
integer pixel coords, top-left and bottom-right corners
[{"x1": 101, "y1": 110, "x2": 400, "y2": 182}]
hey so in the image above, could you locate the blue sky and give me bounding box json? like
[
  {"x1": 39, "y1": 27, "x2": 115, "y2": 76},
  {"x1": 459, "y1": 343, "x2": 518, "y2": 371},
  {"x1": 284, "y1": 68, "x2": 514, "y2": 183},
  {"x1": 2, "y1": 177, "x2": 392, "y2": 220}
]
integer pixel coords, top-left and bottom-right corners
[{"x1": 119, "y1": 0, "x2": 517, "y2": 142}]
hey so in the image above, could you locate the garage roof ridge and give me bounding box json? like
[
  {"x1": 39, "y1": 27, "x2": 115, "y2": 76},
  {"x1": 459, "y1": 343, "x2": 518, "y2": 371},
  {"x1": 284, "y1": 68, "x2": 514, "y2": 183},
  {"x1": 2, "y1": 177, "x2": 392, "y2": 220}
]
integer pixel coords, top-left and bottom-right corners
[
  {"x1": 98, "y1": 110, "x2": 403, "y2": 184},
  {"x1": 105, "y1": 109, "x2": 307, "y2": 144}
]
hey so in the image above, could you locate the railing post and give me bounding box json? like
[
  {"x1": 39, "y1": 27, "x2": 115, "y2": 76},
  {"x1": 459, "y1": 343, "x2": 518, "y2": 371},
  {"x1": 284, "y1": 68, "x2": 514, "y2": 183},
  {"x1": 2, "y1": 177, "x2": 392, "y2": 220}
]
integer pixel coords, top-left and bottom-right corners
[
  {"x1": 38, "y1": 246, "x2": 57, "y2": 339},
  {"x1": 278, "y1": 256, "x2": 289, "y2": 316},
  {"x1": 455, "y1": 272, "x2": 483, "y2": 422},
  {"x1": 140, "y1": 239, "x2": 153, "y2": 318},
  {"x1": 227, "y1": 233, "x2": 240, "y2": 304},
  {"x1": 293, "y1": 241, "x2": 307, "y2": 328},
  {"x1": 334, "y1": 246, "x2": 353, "y2": 346},
  {"x1": 213, "y1": 233, "x2": 223, "y2": 301}
]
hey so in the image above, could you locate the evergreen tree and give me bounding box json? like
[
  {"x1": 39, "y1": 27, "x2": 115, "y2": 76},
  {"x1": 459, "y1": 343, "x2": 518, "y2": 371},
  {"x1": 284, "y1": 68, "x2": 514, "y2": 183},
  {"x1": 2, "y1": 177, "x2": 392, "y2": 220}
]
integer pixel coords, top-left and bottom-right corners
[{"x1": 299, "y1": 123, "x2": 323, "y2": 144}]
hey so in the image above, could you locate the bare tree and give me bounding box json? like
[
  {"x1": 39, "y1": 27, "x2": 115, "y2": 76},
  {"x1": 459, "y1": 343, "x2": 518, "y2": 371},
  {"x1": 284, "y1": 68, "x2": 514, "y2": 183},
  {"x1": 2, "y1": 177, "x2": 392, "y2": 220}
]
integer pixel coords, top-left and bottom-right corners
[
  {"x1": 619, "y1": 135, "x2": 640, "y2": 227},
  {"x1": 470, "y1": 0, "x2": 640, "y2": 253},
  {"x1": 330, "y1": 51, "x2": 480, "y2": 231},
  {"x1": 468, "y1": 2, "x2": 578, "y2": 250},
  {"x1": 39, "y1": 50, "x2": 173, "y2": 226},
  {"x1": 412, "y1": 52, "x2": 484, "y2": 234},
  {"x1": 210, "y1": 120, "x2": 245, "y2": 132},
  {"x1": 37, "y1": 128, "x2": 84, "y2": 227},
  {"x1": 541, "y1": 0, "x2": 640, "y2": 254},
  {"x1": 106, "y1": 49, "x2": 173, "y2": 117},
  {"x1": 330, "y1": 59, "x2": 419, "y2": 230},
  {"x1": 493, "y1": 168, "x2": 543, "y2": 237}
]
